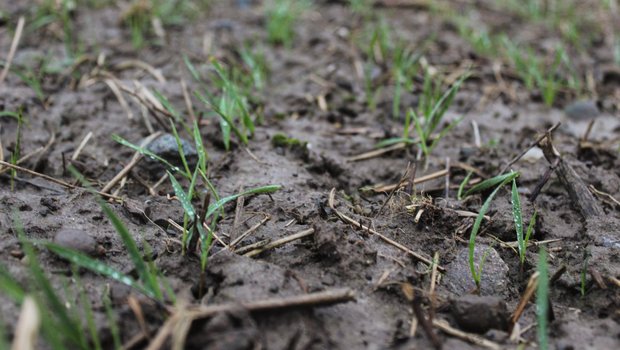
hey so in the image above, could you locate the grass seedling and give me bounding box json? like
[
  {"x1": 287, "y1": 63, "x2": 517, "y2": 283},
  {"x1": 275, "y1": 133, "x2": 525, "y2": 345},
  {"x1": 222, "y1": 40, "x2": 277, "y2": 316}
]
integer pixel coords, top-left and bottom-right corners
[
  {"x1": 537, "y1": 247, "x2": 549, "y2": 350},
  {"x1": 377, "y1": 72, "x2": 468, "y2": 164},
  {"x1": 239, "y1": 46, "x2": 269, "y2": 92},
  {"x1": 469, "y1": 171, "x2": 519, "y2": 291},
  {"x1": 391, "y1": 44, "x2": 419, "y2": 119},
  {"x1": 349, "y1": 0, "x2": 372, "y2": 16},
  {"x1": 457, "y1": 171, "x2": 473, "y2": 200},
  {"x1": 511, "y1": 178, "x2": 538, "y2": 266},
  {"x1": 11, "y1": 112, "x2": 22, "y2": 191},
  {"x1": 265, "y1": 0, "x2": 310, "y2": 47},
  {"x1": 193, "y1": 59, "x2": 255, "y2": 150}
]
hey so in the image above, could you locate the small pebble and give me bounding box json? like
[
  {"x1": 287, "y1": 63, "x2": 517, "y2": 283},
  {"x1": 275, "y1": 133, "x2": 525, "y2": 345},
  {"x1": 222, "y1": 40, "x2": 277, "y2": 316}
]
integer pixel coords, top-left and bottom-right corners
[
  {"x1": 564, "y1": 100, "x2": 600, "y2": 121},
  {"x1": 53, "y1": 228, "x2": 98, "y2": 256},
  {"x1": 146, "y1": 133, "x2": 197, "y2": 167}
]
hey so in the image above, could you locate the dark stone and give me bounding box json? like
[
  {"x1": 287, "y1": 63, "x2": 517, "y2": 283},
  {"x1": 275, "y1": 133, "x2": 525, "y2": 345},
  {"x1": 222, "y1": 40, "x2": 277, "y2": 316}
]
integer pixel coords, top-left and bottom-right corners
[
  {"x1": 451, "y1": 295, "x2": 510, "y2": 333},
  {"x1": 53, "y1": 228, "x2": 98, "y2": 256}
]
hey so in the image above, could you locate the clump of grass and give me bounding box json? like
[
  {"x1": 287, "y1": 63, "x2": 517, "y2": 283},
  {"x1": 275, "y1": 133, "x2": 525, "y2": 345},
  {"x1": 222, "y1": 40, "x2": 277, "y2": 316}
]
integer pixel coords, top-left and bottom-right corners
[
  {"x1": 265, "y1": 0, "x2": 310, "y2": 47},
  {"x1": 390, "y1": 45, "x2": 420, "y2": 119},
  {"x1": 510, "y1": 178, "x2": 538, "y2": 266},
  {"x1": 537, "y1": 247, "x2": 549, "y2": 350},
  {"x1": 28, "y1": 0, "x2": 81, "y2": 59},
  {"x1": 121, "y1": 0, "x2": 207, "y2": 48},
  {"x1": 468, "y1": 171, "x2": 519, "y2": 291},
  {"x1": 188, "y1": 58, "x2": 257, "y2": 150},
  {"x1": 377, "y1": 72, "x2": 468, "y2": 163}
]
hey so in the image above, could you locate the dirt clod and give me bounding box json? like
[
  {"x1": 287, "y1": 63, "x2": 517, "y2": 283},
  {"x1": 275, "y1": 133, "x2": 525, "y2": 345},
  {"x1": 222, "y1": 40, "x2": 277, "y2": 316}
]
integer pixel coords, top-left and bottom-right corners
[
  {"x1": 451, "y1": 295, "x2": 510, "y2": 334},
  {"x1": 52, "y1": 228, "x2": 99, "y2": 257}
]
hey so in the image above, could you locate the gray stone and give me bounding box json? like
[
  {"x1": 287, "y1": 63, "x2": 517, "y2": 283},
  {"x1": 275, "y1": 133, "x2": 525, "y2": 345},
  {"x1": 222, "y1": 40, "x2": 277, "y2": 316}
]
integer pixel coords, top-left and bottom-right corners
[
  {"x1": 53, "y1": 228, "x2": 98, "y2": 256},
  {"x1": 564, "y1": 100, "x2": 600, "y2": 121},
  {"x1": 146, "y1": 133, "x2": 198, "y2": 168},
  {"x1": 443, "y1": 245, "x2": 509, "y2": 296}
]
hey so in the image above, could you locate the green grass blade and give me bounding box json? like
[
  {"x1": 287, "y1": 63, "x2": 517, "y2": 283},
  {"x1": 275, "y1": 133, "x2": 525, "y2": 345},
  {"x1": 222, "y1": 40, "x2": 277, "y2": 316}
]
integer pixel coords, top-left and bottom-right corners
[
  {"x1": 412, "y1": 109, "x2": 428, "y2": 158},
  {"x1": 0, "y1": 264, "x2": 26, "y2": 303},
  {"x1": 524, "y1": 210, "x2": 537, "y2": 245},
  {"x1": 43, "y1": 242, "x2": 153, "y2": 298},
  {"x1": 98, "y1": 203, "x2": 163, "y2": 301},
  {"x1": 153, "y1": 89, "x2": 181, "y2": 121},
  {"x1": 183, "y1": 54, "x2": 203, "y2": 83},
  {"x1": 168, "y1": 172, "x2": 196, "y2": 219},
  {"x1": 0, "y1": 111, "x2": 21, "y2": 119},
  {"x1": 463, "y1": 172, "x2": 518, "y2": 197},
  {"x1": 426, "y1": 73, "x2": 468, "y2": 135},
  {"x1": 511, "y1": 178, "x2": 525, "y2": 263},
  {"x1": 204, "y1": 185, "x2": 281, "y2": 220},
  {"x1": 457, "y1": 171, "x2": 473, "y2": 200},
  {"x1": 74, "y1": 266, "x2": 102, "y2": 350},
  {"x1": 169, "y1": 121, "x2": 192, "y2": 177},
  {"x1": 17, "y1": 225, "x2": 84, "y2": 347},
  {"x1": 537, "y1": 247, "x2": 549, "y2": 350},
  {"x1": 469, "y1": 172, "x2": 518, "y2": 286},
  {"x1": 193, "y1": 121, "x2": 208, "y2": 174},
  {"x1": 102, "y1": 288, "x2": 122, "y2": 350}
]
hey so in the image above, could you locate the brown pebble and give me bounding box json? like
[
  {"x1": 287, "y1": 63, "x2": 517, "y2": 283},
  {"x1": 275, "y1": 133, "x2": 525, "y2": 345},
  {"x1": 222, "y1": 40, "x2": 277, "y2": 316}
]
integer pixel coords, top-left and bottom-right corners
[
  {"x1": 53, "y1": 228, "x2": 98, "y2": 256},
  {"x1": 10, "y1": 250, "x2": 24, "y2": 259},
  {"x1": 451, "y1": 295, "x2": 509, "y2": 334}
]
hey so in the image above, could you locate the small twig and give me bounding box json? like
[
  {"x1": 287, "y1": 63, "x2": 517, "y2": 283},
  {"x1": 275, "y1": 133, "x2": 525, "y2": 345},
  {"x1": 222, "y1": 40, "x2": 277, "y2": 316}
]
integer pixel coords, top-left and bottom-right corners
[
  {"x1": 498, "y1": 122, "x2": 560, "y2": 175},
  {"x1": 0, "y1": 16, "x2": 25, "y2": 84},
  {"x1": 589, "y1": 185, "x2": 620, "y2": 207},
  {"x1": 581, "y1": 119, "x2": 595, "y2": 142},
  {"x1": 412, "y1": 292, "x2": 442, "y2": 350},
  {"x1": 510, "y1": 272, "x2": 539, "y2": 331},
  {"x1": 371, "y1": 169, "x2": 448, "y2": 193},
  {"x1": 233, "y1": 239, "x2": 270, "y2": 255},
  {"x1": 0, "y1": 160, "x2": 121, "y2": 200},
  {"x1": 346, "y1": 143, "x2": 407, "y2": 162},
  {"x1": 243, "y1": 228, "x2": 315, "y2": 257},
  {"x1": 375, "y1": 163, "x2": 414, "y2": 218},
  {"x1": 101, "y1": 132, "x2": 161, "y2": 194},
  {"x1": 71, "y1": 131, "x2": 93, "y2": 161},
  {"x1": 230, "y1": 191, "x2": 246, "y2": 243},
  {"x1": 539, "y1": 135, "x2": 605, "y2": 218},
  {"x1": 114, "y1": 59, "x2": 166, "y2": 83},
  {"x1": 444, "y1": 157, "x2": 450, "y2": 199},
  {"x1": 471, "y1": 120, "x2": 481, "y2": 148},
  {"x1": 433, "y1": 319, "x2": 501, "y2": 350},
  {"x1": 329, "y1": 189, "x2": 442, "y2": 270},
  {"x1": 186, "y1": 288, "x2": 356, "y2": 319},
  {"x1": 229, "y1": 214, "x2": 271, "y2": 249},
  {"x1": 103, "y1": 78, "x2": 134, "y2": 120}
]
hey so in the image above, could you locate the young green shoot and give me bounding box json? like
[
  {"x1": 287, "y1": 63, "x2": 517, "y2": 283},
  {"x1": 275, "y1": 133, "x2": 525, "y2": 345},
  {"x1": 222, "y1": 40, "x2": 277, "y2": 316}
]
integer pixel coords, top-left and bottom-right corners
[
  {"x1": 265, "y1": 0, "x2": 310, "y2": 47},
  {"x1": 457, "y1": 171, "x2": 473, "y2": 200},
  {"x1": 511, "y1": 178, "x2": 538, "y2": 266},
  {"x1": 537, "y1": 247, "x2": 549, "y2": 350},
  {"x1": 469, "y1": 171, "x2": 519, "y2": 291}
]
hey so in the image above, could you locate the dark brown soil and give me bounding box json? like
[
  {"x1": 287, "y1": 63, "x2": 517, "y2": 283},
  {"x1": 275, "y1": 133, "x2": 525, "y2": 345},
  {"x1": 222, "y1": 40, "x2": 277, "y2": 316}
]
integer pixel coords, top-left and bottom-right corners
[{"x1": 1, "y1": 0, "x2": 620, "y2": 349}]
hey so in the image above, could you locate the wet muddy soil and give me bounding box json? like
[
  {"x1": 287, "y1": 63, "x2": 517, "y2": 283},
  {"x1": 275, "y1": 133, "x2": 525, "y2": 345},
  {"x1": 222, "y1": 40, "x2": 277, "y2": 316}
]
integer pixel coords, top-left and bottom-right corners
[{"x1": 1, "y1": 0, "x2": 620, "y2": 349}]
